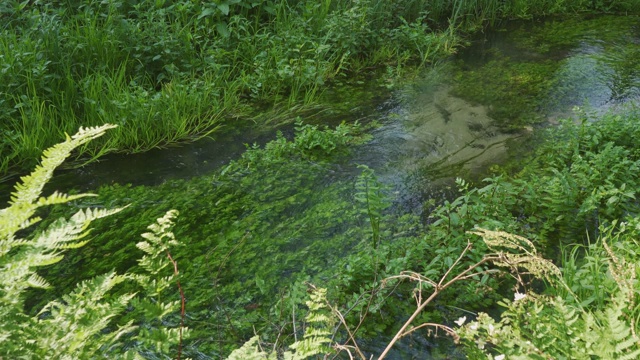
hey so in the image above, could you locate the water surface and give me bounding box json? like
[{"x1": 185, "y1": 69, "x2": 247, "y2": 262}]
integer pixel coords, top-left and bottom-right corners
[{"x1": 11, "y1": 14, "x2": 640, "y2": 359}]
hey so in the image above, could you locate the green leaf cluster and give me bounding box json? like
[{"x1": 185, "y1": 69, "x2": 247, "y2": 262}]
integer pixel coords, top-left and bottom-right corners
[
  {"x1": 227, "y1": 287, "x2": 334, "y2": 360},
  {"x1": 0, "y1": 125, "x2": 184, "y2": 358},
  {"x1": 25, "y1": 121, "x2": 380, "y2": 355},
  {"x1": 12, "y1": 104, "x2": 640, "y2": 359},
  {"x1": 459, "y1": 225, "x2": 640, "y2": 359}
]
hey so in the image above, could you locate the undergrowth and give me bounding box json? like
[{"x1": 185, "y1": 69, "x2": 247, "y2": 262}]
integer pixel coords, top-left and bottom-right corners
[
  {"x1": 11, "y1": 103, "x2": 637, "y2": 358},
  {"x1": 221, "y1": 105, "x2": 640, "y2": 358},
  {"x1": 2, "y1": 0, "x2": 636, "y2": 176},
  {"x1": 0, "y1": 125, "x2": 185, "y2": 358},
  {"x1": 3, "y1": 99, "x2": 640, "y2": 359},
  {"x1": 0, "y1": 0, "x2": 459, "y2": 176}
]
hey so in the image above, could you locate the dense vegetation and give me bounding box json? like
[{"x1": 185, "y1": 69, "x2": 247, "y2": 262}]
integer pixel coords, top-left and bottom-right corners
[
  {"x1": 444, "y1": 14, "x2": 640, "y2": 135},
  {"x1": 1, "y1": 0, "x2": 637, "y2": 176},
  {"x1": 8, "y1": 104, "x2": 640, "y2": 358},
  {"x1": 0, "y1": 125, "x2": 185, "y2": 358},
  {"x1": 2, "y1": 0, "x2": 640, "y2": 359},
  {"x1": 1, "y1": 0, "x2": 458, "y2": 175}
]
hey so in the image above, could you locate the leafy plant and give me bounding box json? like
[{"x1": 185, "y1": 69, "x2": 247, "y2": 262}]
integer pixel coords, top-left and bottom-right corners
[
  {"x1": 0, "y1": 124, "x2": 184, "y2": 358},
  {"x1": 458, "y1": 225, "x2": 640, "y2": 359},
  {"x1": 355, "y1": 165, "x2": 389, "y2": 250},
  {"x1": 227, "y1": 286, "x2": 334, "y2": 360}
]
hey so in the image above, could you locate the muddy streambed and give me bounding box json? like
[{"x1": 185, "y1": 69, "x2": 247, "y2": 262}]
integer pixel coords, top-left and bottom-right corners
[{"x1": 12, "y1": 15, "x2": 640, "y2": 359}]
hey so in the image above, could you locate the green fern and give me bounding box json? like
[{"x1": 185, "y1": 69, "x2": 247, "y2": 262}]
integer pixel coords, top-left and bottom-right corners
[
  {"x1": 227, "y1": 336, "x2": 276, "y2": 360},
  {"x1": 127, "y1": 209, "x2": 188, "y2": 356},
  {"x1": 458, "y1": 229, "x2": 640, "y2": 359},
  {"x1": 32, "y1": 272, "x2": 137, "y2": 359},
  {"x1": 227, "y1": 286, "x2": 335, "y2": 360},
  {"x1": 0, "y1": 124, "x2": 185, "y2": 358},
  {"x1": 288, "y1": 287, "x2": 334, "y2": 357}
]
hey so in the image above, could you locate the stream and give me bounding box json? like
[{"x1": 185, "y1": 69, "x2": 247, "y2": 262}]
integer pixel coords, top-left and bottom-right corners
[
  {"x1": 38, "y1": 15, "x2": 640, "y2": 212},
  {"x1": 11, "y1": 14, "x2": 640, "y2": 359}
]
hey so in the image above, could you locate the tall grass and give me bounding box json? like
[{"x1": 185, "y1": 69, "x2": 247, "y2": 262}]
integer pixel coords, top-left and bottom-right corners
[
  {"x1": 1, "y1": 0, "x2": 637, "y2": 176},
  {"x1": 4, "y1": 66, "x2": 227, "y2": 171},
  {"x1": 559, "y1": 241, "x2": 614, "y2": 308}
]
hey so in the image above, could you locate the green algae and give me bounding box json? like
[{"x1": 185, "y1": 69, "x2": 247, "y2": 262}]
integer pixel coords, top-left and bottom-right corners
[
  {"x1": 449, "y1": 15, "x2": 640, "y2": 130},
  {"x1": 511, "y1": 15, "x2": 640, "y2": 54},
  {"x1": 451, "y1": 58, "x2": 557, "y2": 129}
]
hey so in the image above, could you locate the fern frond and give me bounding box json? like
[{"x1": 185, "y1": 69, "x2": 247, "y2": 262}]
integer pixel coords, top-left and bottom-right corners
[
  {"x1": 9, "y1": 124, "x2": 116, "y2": 208},
  {"x1": 70, "y1": 205, "x2": 127, "y2": 225},
  {"x1": 136, "y1": 241, "x2": 154, "y2": 255},
  {"x1": 288, "y1": 286, "x2": 333, "y2": 358},
  {"x1": 0, "y1": 125, "x2": 115, "y2": 258},
  {"x1": 1, "y1": 206, "x2": 126, "y2": 298},
  {"x1": 18, "y1": 214, "x2": 42, "y2": 231},
  {"x1": 0, "y1": 204, "x2": 40, "y2": 241},
  {"x1": 0, "y1": 252, "x2": 64, "y2": 303},
  {"x1": 227, "y1": 286, "x2": 334, "y2": 360},
  {"x1": 33, "y1": 206, "x2": 126, "y2": 250},
  {"x1": 288, "y1": 336, "x2": 332, "y2": 358},
  {"x1": 227, "y1": 336, "x2": 274, "y2": 360},
  {"x1": 616, "y1": 337, "x2": 639, "y2": 355},
  {"x1": 607, "y1": 307, "x2": 630, "y2": 342},
  {"x1": 459, "y1": 231, "x2": 640, "y2": 360},
  {"x1": 59, "y1": 239, "x2": 91, "y2": 250},
  {"x1": 0, "y1": 235, "x2": 29, "y2": 257},
  {"x1": 34, "y1": 272, "x2": 135, "y2": 358},
  {"x1": 36, "y1": 192, "x2": 97, "y2": 207},
  {"x1": 26, "y1": 273, "x2": 52, "y2": 289},
  {"x1": 0, "y1": 125, "x2": 191, "y2": 358}
]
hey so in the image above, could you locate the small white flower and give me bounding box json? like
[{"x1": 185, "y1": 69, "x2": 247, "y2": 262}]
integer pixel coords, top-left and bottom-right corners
[
  {"x1": 514, "y1": 292, "x2": 526, "y2": 302},
  {"x1": 470, "y1": 323, "x2": 478, "y2": 331},
  {"x1": 454, "y1": 316, "x2": 467, "y2": 326},
  {"x1": 495, "y1": 355, "x2": 505, "y2": 360},
  {"x1": 488, "y1": 324, "x2": 495, "y2": 335}
]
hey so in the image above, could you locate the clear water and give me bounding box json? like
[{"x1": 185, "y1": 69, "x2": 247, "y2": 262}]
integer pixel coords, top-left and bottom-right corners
[{"x1": 5, "y1": 14, "x2": 640, "y2": 359}]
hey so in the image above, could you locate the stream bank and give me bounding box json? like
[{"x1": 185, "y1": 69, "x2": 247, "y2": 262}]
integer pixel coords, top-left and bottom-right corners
[{"x1": 18, "y1": 14, "x2": 640, "y2": 359}]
